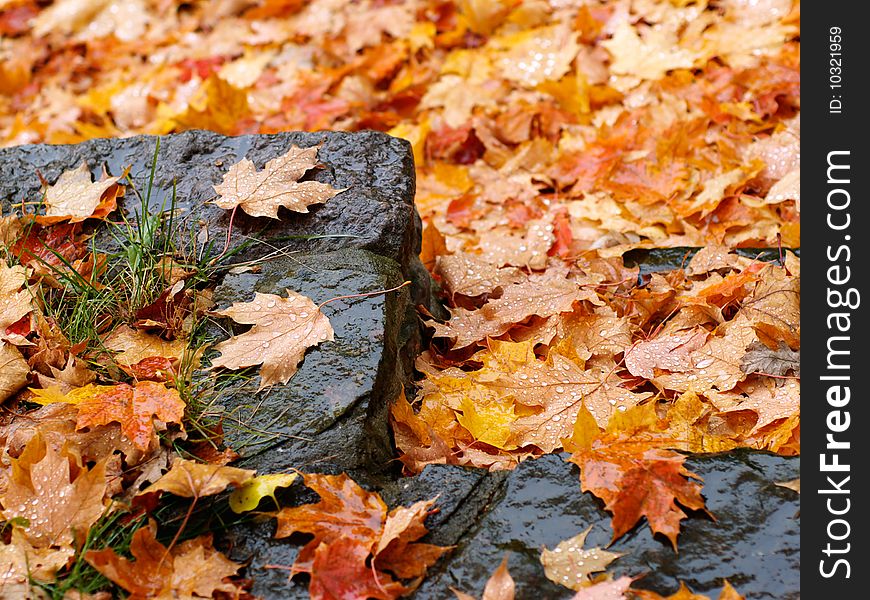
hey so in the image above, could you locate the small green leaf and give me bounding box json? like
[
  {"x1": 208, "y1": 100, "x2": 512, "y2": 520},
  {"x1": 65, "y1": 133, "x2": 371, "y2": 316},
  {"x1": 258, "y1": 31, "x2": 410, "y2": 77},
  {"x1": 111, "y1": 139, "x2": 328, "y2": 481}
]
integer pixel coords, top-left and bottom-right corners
[{"x1": 229, "y1": 472, "x2": 299, "y2": 513}]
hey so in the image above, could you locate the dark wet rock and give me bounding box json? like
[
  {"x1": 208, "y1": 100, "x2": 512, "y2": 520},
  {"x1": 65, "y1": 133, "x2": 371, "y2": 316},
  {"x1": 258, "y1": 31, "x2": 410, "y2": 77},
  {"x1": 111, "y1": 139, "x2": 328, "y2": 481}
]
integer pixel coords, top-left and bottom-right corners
[
  {"x1": 209, "y1": 248, "x2": 412, "y2": 475},
  {"x1": 0, "y1": 129, "x2": 434, "y2": 307},
  {"x1": 622, "y1": 247, "x2": 800, "y2": 278},
  {"x1": 406, "y1": 451, "x2": 799, "y2": 600}
]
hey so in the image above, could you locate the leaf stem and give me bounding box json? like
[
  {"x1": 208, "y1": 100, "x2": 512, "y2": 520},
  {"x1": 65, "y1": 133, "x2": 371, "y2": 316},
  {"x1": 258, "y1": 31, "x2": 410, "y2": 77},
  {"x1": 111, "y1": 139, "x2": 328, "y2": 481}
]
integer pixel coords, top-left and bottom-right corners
[{"x1": 317, "y1": 280, "x2": 411, "y2": 310}]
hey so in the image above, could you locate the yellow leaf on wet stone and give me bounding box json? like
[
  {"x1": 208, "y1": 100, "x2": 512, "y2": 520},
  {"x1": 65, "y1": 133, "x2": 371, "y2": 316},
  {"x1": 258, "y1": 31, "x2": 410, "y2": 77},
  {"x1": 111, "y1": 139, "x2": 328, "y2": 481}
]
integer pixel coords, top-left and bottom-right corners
[
  {"x1": 541, "y1": 526, "x2": 623, "y2": 591},
  {"x1": 229, "y1": 473, "x2": 299, "y2": 513}
]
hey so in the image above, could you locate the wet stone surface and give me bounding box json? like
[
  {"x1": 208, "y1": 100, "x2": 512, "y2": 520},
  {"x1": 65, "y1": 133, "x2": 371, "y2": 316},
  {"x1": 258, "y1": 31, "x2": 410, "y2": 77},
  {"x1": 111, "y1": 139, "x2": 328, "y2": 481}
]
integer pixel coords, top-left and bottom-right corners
[
  {"x1": 406, "y1": 452, "x2": 800, "y2": 600},
  {"x1": 210, "y1": 249, "x2": 411, "y2": 474},
  {"x1": 0, "y1": 130, "x2": 429, "y2": 303},
  {"x1": 0, "y1": 133, "x2": 800, "y2": 599}
]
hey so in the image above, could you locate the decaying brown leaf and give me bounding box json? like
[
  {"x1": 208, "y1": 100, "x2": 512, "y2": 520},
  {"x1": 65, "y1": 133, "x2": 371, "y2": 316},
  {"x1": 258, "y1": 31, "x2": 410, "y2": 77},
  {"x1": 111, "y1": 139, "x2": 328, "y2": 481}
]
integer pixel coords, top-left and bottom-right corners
[{"x1": 740, "y1": 340, "x2": 799, "y2": 377}]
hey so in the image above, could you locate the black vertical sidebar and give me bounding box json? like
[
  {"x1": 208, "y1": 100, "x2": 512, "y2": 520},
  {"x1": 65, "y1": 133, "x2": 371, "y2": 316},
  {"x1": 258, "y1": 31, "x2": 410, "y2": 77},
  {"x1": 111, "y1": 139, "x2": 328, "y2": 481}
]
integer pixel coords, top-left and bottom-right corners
[{"x1": 803, "y1": 2, "x2": 868, "y2": 596}]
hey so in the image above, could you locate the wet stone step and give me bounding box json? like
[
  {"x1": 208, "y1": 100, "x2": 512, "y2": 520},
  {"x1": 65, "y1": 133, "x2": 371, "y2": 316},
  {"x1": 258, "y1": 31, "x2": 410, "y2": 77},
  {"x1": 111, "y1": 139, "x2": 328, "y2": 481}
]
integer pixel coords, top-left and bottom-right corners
[{"x1": 399, "y1": 452, "x2": 800, "y2": 600}]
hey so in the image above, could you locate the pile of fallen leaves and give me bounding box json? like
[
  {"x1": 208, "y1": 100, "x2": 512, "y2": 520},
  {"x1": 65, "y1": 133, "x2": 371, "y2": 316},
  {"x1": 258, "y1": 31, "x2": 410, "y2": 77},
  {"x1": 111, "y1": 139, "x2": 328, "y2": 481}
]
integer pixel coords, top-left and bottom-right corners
[
  {"x1": 0, "y1": 144, "x2": 451, "y2": 598},
  {"x1": 1, "y1": 0, "x2": 799, "y2": 598}
]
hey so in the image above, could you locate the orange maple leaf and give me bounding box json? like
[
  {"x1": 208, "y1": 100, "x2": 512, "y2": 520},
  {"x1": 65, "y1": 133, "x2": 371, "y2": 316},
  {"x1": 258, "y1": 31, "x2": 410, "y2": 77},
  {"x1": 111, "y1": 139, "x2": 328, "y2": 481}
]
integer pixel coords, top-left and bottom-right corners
[
  {"x1": 85, "y1": 522, "x2": 243, "y2": 600},
  {"x1": 309, "y1": 537, "x2": 408, "y2": 600},
  {"x1": 274, "y1": 472, "x2": 387, "y2": 572},
  {"x1": 274, "y1": 472, "x2": 448, "y2": 594},
  {"x1": 568, "y1": 438, "x2": 708, "y2": 550},
  {"x1": 32, "y1": 381, "x2": 185, "y2": 451}
]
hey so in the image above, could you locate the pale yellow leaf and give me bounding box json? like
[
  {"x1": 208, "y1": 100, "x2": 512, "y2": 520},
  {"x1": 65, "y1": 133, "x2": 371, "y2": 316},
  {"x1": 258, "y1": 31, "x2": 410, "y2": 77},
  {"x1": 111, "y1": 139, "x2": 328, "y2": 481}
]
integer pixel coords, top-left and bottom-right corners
[
  {"x1": 211, "y1": 145, "x2": 343, "y2": 219},
  {"x1": 210, "y1": 290, "x2": 334, "y2": 389}
]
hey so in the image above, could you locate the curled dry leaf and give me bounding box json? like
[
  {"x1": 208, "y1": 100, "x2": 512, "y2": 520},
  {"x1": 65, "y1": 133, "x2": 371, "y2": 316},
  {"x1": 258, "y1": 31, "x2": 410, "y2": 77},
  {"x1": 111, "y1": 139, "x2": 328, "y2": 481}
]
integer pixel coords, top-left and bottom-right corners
[
  {"x1": 541, "y1": 526, "x2": 623, "y2": 591},
  {"x1": 740, "y1": 340, "x2": 799, "y2": 377},
  {"x1": 0, "y1": 342, "x2": 29, "y2": 403},
  {"x1": 37, "y1": 162, "x2": 124, "y2": 224},
  {"x1": 141, "y1": 457, "x2": 255, "y2": 498},
  {"x1": 210, "y1": 290, "x2": 334, "y2": 389},
  {"x1": 211, "y1": 144, "x2": 344, "y2": 218},
  {"x1": 0, "y1": 263, "x2": 33, "y2": 342}
]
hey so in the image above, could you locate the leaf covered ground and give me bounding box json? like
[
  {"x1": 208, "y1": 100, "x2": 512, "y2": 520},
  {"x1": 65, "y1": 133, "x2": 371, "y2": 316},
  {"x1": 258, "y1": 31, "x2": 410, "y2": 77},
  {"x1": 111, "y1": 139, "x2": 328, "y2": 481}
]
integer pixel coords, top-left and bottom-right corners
[{"x1": 0, "y1": 0, "x2": 799, "y2": 598}]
